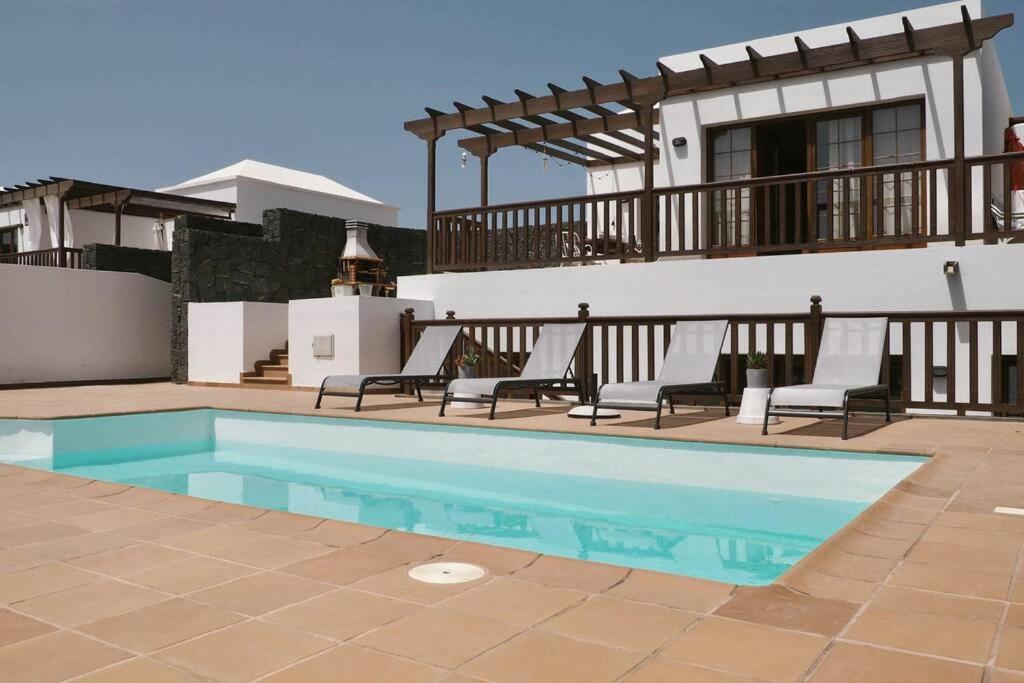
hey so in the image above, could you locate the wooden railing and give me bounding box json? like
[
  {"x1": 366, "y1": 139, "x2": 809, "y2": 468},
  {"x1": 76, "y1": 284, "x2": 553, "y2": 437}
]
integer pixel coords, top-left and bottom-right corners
[
  {"x1": 0, "y1": 248, "x2": 83, "y2": 268},
  {"x1": 430, "y1": 151, "x2": 1024, "y2": 271},
  {"x1": 402, "y1": 297, "x2": 1024, "y2": 417}
]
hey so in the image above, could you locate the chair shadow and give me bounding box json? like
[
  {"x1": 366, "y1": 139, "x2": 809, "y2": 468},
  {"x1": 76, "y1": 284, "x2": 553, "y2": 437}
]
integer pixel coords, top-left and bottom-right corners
[
  {"x1": 346, "y1": 400, "x2": 443, "y2": 412},
  {"x1": 464, "y1": 407, "x2": 569, "y2": 420},
  {"x1": 610, "y1": 411, "x2": 725, "y2": 429},
  {"x1": 778, "y1": 414, "x2": 908, "y2": 438}
]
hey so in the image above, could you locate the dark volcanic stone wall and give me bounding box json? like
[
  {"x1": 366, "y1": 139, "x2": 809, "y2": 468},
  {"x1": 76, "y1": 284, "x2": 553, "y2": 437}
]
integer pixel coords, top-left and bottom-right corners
[
  {"x1": 171, "y1": 209, "x2": 426, "y2": 382},
  {"x1": 82, "y1": 244, "x2": 173, "y2": 282}
]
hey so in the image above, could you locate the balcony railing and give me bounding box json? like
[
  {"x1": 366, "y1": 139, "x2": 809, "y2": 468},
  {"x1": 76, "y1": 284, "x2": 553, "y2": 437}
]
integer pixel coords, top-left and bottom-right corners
[
  {"x1": 0, "y1": 248, "x2": 83, "y2": 268},
  {"x1": 429, "y1": 151, "x2": 1024, "y2": 272}
]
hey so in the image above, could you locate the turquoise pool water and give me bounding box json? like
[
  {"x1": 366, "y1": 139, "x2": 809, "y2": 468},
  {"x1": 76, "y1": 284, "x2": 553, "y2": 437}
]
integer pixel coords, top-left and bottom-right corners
[{"x1": 0, "y1": 410, "x2": 924, "y2": 585}]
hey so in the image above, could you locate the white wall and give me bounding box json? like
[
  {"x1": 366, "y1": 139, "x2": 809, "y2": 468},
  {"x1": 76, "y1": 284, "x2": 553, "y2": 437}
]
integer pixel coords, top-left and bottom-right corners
[
  {"x1": 188, "y1": 302, "x2": 288, "y2": 384},
  {"x1": 0, "y1": 265, "x2": 171, "y2": 384},
  {"x1": 587, "y1": 1, "x2": 1009, "y2": 237},
  {"x1": 288, "y1": 296, "x2": 435, "y2": 388},
  {"x1": 68, "y1": 210, "x2": 162, "y2": 250}
]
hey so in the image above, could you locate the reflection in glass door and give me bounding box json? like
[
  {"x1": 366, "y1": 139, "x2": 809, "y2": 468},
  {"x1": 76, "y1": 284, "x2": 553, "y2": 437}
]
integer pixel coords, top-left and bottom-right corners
[
  {"x1": 872, "y1": 103, "x2": 923, "y2": 236},
  {"x1": 815, "y1": 116, "x2": 862, "y2": 240},
  {"x1": 710, "y1": 127, "x2": 752, "y2": 248}
]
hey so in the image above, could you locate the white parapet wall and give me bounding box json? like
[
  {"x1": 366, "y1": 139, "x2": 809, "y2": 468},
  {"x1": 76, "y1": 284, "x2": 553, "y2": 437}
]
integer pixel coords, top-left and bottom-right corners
[
  {"x1": 188, "y1": 302, "x2": 289, "y2": 384},
  {"x1": 288, "y1": 296, "x2": 435, "y2": 388},
  {"x1": 0, "y1": 265, "x2": 171, "y2": 385}
]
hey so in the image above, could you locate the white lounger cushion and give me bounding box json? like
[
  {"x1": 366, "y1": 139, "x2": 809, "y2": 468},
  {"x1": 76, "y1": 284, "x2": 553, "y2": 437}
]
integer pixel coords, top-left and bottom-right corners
[
  {"x1": 597, "y1": 320, "x2": 729, "y2": 405},
  {"x1": 769, "y1": 317, "x2": 888, "y2": 409},
  {"x1": 321, "y1": 325, "x2": 461, "y2": 391},
  {"x1": 446, "y1": 323, "x2": 586, "y2": 397}
]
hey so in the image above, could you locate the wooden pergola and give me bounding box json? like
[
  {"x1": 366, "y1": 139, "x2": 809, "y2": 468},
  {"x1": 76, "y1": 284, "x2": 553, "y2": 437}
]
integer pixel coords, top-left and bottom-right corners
[
  {"x1": 0, "y1": 177, "x2": 235, "y2": 266},
  {"x1": 405, "y1": 6, "x2": 1012, "y2": 270}
]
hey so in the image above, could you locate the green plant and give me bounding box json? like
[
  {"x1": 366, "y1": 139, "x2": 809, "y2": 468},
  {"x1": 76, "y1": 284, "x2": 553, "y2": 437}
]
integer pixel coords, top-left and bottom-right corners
[
  {"x1": 457, "y1": 347, "x2": 480, "y2": 367},
  {"x1": 746, "y1": 350, "x2": 768, "y2": 370}
]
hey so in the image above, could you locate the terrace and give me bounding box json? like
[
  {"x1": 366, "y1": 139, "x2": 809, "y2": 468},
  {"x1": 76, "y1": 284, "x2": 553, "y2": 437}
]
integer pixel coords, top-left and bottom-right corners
[{"x1": 406, "y1": 8, "x2": 1023, "y2": 273}]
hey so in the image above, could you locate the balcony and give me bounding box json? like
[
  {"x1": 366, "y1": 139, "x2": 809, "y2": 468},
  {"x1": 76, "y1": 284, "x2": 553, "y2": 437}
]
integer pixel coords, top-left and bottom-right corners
[
  {"x1": 428, "y1": 151, "x2": 1024, "y2": 272},
  {"x1": 0, "y1": 247, "x2": 83, "y2": 269}
]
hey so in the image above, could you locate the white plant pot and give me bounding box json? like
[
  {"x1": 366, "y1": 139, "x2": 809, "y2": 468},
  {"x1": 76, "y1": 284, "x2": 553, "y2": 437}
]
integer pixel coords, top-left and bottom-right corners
[
  {"x1": 451, "y1": 366, "x2": 481, "y2": 409},
  {"x1": 332, "y1": 284, "x2": 354, "y2": 297}
]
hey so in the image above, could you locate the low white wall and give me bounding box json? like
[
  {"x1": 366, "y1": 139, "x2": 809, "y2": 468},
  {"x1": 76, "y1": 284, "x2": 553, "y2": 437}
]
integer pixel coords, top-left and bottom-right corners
[
  {"x1": 188, "y1": 302, "x2": 288, "y2": 383},
  {"x1": 288, "y1": 296, "x2": 435, "y2": 388},
  {"x1": 0, "y1": 265, "x2": 171, "y2": 384}
]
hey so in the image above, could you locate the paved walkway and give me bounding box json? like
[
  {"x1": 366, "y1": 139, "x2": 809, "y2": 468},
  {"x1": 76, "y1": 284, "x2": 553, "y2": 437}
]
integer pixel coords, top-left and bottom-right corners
[{"x1": 0, "y1": 382, "x2": 1020, "y2": 681}]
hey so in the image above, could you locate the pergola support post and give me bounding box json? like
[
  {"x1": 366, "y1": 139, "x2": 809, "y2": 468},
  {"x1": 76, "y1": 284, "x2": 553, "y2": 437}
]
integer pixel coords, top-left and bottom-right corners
[
  {"x1": 57, "y1": 194, "x2": 66, "y2": 267},
  {"x1": 640, "y1": 103, "x2": 657, "y2": 261},
  {"x1": 425, "y1": 136, "x2": 440, "y2": 273},
  {"x1": 479, "y1": 152, "x2": 490, "y2": 207},
  {"x1": 114, "y1": 193, "x2": 132, "y2": 247},
  {"x1": 952, "y1": 53, "x2": 966, "y2": 246}
]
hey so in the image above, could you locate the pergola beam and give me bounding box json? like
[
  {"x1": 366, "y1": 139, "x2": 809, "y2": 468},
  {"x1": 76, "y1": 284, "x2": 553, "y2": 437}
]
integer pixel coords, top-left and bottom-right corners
[
  {"x1": 458, "y1": 109, "x2": 659, "y2": 157},
  {"x1": 405, "y1": 12, "x2": 1012, "y2": 140}
]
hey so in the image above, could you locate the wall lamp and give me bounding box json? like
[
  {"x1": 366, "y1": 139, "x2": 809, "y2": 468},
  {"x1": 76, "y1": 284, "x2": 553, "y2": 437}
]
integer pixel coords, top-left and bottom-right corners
[
  {"x1": 943, "y1": 260, "x2": 960, "y2": 276},
  {"x1": 671, "y1": 136, "x2": 687, "y2": 148}
]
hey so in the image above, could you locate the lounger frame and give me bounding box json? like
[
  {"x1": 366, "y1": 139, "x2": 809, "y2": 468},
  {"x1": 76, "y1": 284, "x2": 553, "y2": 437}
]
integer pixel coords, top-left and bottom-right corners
[
  {"x1": 762, "y1": 384, "x2": 891, "y2": 440},
  {"x1": 438, "y1": 376, "x2": 584, "y2": 419},
  {"x1": 315, "y1": 374, "x2": 451, "y2": 411},
  {"x1": 590, "y1": 382, "x2": 730, "y2": 429}
]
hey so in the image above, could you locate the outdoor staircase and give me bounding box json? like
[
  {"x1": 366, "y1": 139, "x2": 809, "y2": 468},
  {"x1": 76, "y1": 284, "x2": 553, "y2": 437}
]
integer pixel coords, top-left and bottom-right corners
[{"x1": 240, "y1": 343, "x2": 291, "y2": 388}]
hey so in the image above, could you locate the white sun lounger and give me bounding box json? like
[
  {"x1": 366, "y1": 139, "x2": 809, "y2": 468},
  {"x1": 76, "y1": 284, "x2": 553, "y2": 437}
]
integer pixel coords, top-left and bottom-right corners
[
  {"x1": 438, "y1": 323, "x2": 587, "y2": 419},
  {"x1": 763, "y1": 317, "x2": 890, "y2": 439},
  {"x1": 315, "y1": 325, "x2": 461, "y2": 411},
  {"x1": 590, "y1": 319, "x2": 730, "y2": 429}
]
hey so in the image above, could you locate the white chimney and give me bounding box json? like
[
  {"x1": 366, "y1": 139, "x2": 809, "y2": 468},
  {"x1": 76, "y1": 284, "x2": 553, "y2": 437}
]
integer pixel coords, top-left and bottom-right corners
[{"x1": 341, "y1": 220, "x2": 379, "y2": 260}]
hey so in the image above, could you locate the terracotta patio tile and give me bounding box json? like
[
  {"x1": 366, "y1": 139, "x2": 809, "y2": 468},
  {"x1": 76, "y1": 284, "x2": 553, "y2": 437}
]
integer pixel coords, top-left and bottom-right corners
[
  {"x1": 154, "y1": 619, "x2": 332, "y2": 683},
  {"x1": 59, "y1": 505, "x2": 162, "y2": 532},
  {"x1": 996, "y1": 622, "x2": 1024, "y2": 671},
  {"x1": 833, "y1": 529, "x2": 913, "y2": 559},
  {"x1": 238, "y1": 510, "x2": 323, "y2": 535},
  {"x1": 868, "y1": 501, "x2": 938, "y2": 525},
  {"x1": 180, "y1": 501, "x2": 266, "y2": 523},
  {"x1": 357, "y1": 530, "x2": 459, "y2": 562},
  {"x1": 355, "y1": 607, "x2": 520, "y2": 668},
  {"x1": 804, "y1": 548, "x2": 897, "y2": 583},
  {"x1": 0, "y1": 561, "x2": 101, "y2": 603},
  {"x1": 266, "y1": 587, "x2": 421, "y2": 640},
  {"x1": 73, "y1": 657, "x2": 207, "y2": 682},
  {"x1": 280, "y1": 547, "x2": 404, "y2": 585},
  {"x1": 541, "y1": 594, "x2": 698, "y2": 652},
  {"x1": 211, "y1": 535, "x2": 332, "y2": 569},
  {"x1": 23, "y1": 531, "x2": 138, "y2": 561},
  {"x1": 0, "y1": 510, "x2": 36, "y2": 531},
  {"x1": 512, "y1": 555, "x2": 629, "y2": 592},
  {"x1": 140, "y1": 494, "x2": 217, "y2": 517},
  {"x1": 621, "y1": 657, "x2": 755, "y2": 683},
  {"x1": 71, "y1": 542, "x2": 194, "y2": 577},
  {"x1": 25, "y1": 499, "x2": 113, "y2": 520},
  {"x1": 158, "y1": 524, "x2": 271, "y2": 554},
  {"x1": 809, "y1": 642, "x2": 983, "y2": 682},
  {"x1": 91, "y1": 487, "x2": 170, "y2": 509},
  {"x1": 887, "y1": 560, "x2": 1012, "y2": 600},
  {"x1": 0, "y1": 491, "x2": 78, "y2": 512},
  {"x1": 78, "y1": 598, "x2": 245, "y2": 652},
  {"x1": 262, "y1": 645, "x2": 442, "y2": 683},
  {"x1": 0, "y1": 630, "x2": 130, "y2": 683},
  {"x1": 781, "y1": 566, "x2": 877, "y2": 603},
  {"x1": 920, "y1": 524, "x2": 1024, "y2": 551},
  {"x1": 114, "y1": 516, "x2": 213, "y2": 541},
  {"x1": 127, "y1": 556, "x2": 258, "y2": 594},
  {"x1": 350, "y1": 563, "x2": 487, "y2": 604},
  {"x1": 0, "y1": 520, "x2": 87, "y2": 547},
  {"x1": 443, "y1": 576, "x2": 584, "y2": 628},
  {"x1": 0, "y1": 607, "x2": 55, "y2": 647},
  {"x1": 68, "y1": 481, "x2": 130, "y2": 499},
  {"x1": 295, "y1": 518, "x2": 385, "y2": 547},
  {"x1": 14, "y1": 579, "x2": 165, "y2": 627},
  {"x1": 906, "y1": 540, "x2": 1018, "y2": 575},
  {"x1": 189, "y1": 571, "x2": 332, "y2": 616},
  {"x1": 606, "y1": 568, "x2": 735, "y2": 612},
  {"x1": 713, "y1": 584, "x2": 859, "y2": 636},
  {"x1": 460, "y1": 629, "x2": 645, "y2": 683},
  {"x1": 935, "y1": 510, "x2": 1024, "y2": 533},
  {"x1": 660, "y1": 616, "x2": 828, "y2": 683},
  {"x1": 844, "y1": 591, "x2": 999, "y2": 663},
  {"x1": 869, "y1": 585, "x2": 1005, "y2": 622},
  {"x1": 0, "y1": 548, "x2": 49, "y2": 574},
  {"x1": 1011, "y1": 576, "x2": 1024, "y2": 603},
  {"x1": 989, "y1": 669, "x2": 1024, "y2": 683},
  {"x1": 437, "y1": 541, "x2": 538, "y2": 575}
]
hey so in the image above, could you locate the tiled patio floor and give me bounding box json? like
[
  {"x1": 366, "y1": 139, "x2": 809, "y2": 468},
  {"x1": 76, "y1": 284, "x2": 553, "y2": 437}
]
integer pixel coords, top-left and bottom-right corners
[{"x1": 0, "y1": 382, "x2": 1021, "y2": 681}]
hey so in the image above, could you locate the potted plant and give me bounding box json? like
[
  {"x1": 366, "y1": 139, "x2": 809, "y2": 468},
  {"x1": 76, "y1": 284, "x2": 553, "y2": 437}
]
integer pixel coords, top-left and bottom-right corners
[
  {"x1": 456, "y1": 347, "x2": 480, "y2": 379},
  {"x1": 745, "y1": 351, "x2": 768, "y2": 388}
]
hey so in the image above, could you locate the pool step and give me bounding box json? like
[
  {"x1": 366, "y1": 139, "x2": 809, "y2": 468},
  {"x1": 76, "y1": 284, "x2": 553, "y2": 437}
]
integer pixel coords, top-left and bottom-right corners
[{"x1": 240, "y1": 343, "x2": 291, "y2": 388}]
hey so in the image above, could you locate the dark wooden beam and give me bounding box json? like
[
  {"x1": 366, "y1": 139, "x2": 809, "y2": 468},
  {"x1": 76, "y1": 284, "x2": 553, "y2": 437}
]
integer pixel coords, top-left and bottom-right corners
[
  {"x1": 846, "y1": 27, "x2": 862, "y2": 60},
  {"x1": 458, "y1": 109, "x2": 659, "y2": 157},
  {"x1": 699, "y1": 54, "x2": 717, "y2": 84},
  {"x1": 406, "y1": 14, "x2": 1012, "y2": 140},
  {"x1": 961, "y1": 5, "x2": 976, "y2": 49},
  {"x1": 902, "y1": 17, "x2": 917, "y2": 51},
  {"x1": 545, "y1": 84, "x2": 652, "y2": 149},
  {"x1": 744, "y1": 46, "x2": 762, "y2": 77}
]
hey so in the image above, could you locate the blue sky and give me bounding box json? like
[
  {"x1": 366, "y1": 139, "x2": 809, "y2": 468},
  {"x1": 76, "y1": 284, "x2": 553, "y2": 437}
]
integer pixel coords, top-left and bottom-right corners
[{"x1": 1, "y1": 0, "x2": 1021, "y2": 227}]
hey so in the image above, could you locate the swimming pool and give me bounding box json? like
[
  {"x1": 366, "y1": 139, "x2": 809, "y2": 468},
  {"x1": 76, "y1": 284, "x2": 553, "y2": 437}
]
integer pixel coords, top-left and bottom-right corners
[{"x1": 0, "y1": 409, "x2": 923, "y2": 585}]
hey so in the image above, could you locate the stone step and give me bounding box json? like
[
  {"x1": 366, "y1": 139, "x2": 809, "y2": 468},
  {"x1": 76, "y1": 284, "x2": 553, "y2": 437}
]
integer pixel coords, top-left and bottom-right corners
[
  {"x1": 260, "y1": 365, "x2": 290, "y2": 377},
  {"x1": 240, "y1": 375, "x2": 289, "y2": 385}
]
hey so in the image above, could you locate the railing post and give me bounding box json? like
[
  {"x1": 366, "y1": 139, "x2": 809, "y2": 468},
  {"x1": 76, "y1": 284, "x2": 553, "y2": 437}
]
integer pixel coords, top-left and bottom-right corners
[
  {"x1": 807, "y1": 295, "x2": 823, "y2": 382},
  {"x1": 399, "y1": 307, "x2": 416, "y2": 395},
  {"x1": 576, "y1": 302, "x2": 592, "y2": 402},
  {"x1": 446, "y1": 310, "x2": 456, "y2": 320}
]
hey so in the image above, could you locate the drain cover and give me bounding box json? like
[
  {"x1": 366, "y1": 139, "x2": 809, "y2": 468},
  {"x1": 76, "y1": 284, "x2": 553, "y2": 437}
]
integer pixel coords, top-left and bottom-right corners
[{"x1": 408, "y1": 562, "x2": 486, "y2": 584}]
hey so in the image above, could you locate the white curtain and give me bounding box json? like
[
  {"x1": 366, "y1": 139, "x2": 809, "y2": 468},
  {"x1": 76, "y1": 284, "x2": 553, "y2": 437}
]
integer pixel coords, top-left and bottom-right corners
[
  {"x1": 152, "y1": 219, "x2": 167, "y2": 250},
  {"x1": 42, "y1": 195, "x2": 74, "y2": 248},
  {"x1": 20, "y1": 199, "x2": 48, "y2": 251}
]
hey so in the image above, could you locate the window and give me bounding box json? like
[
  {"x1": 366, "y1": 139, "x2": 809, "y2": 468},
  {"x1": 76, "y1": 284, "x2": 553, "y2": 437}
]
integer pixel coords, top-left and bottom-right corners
[
  {"x1": 0, "y1": 226, "x2": 17, "y2": 255},
  {"x1": 710, "y1": 127, "x2": 752, "y2": 247},
  {"x1": 872, "y1": 103, "x2": 923, "y2": 235},
  {"x1": 815, "y1": 116, "x2": 863, "y2": 239}
]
